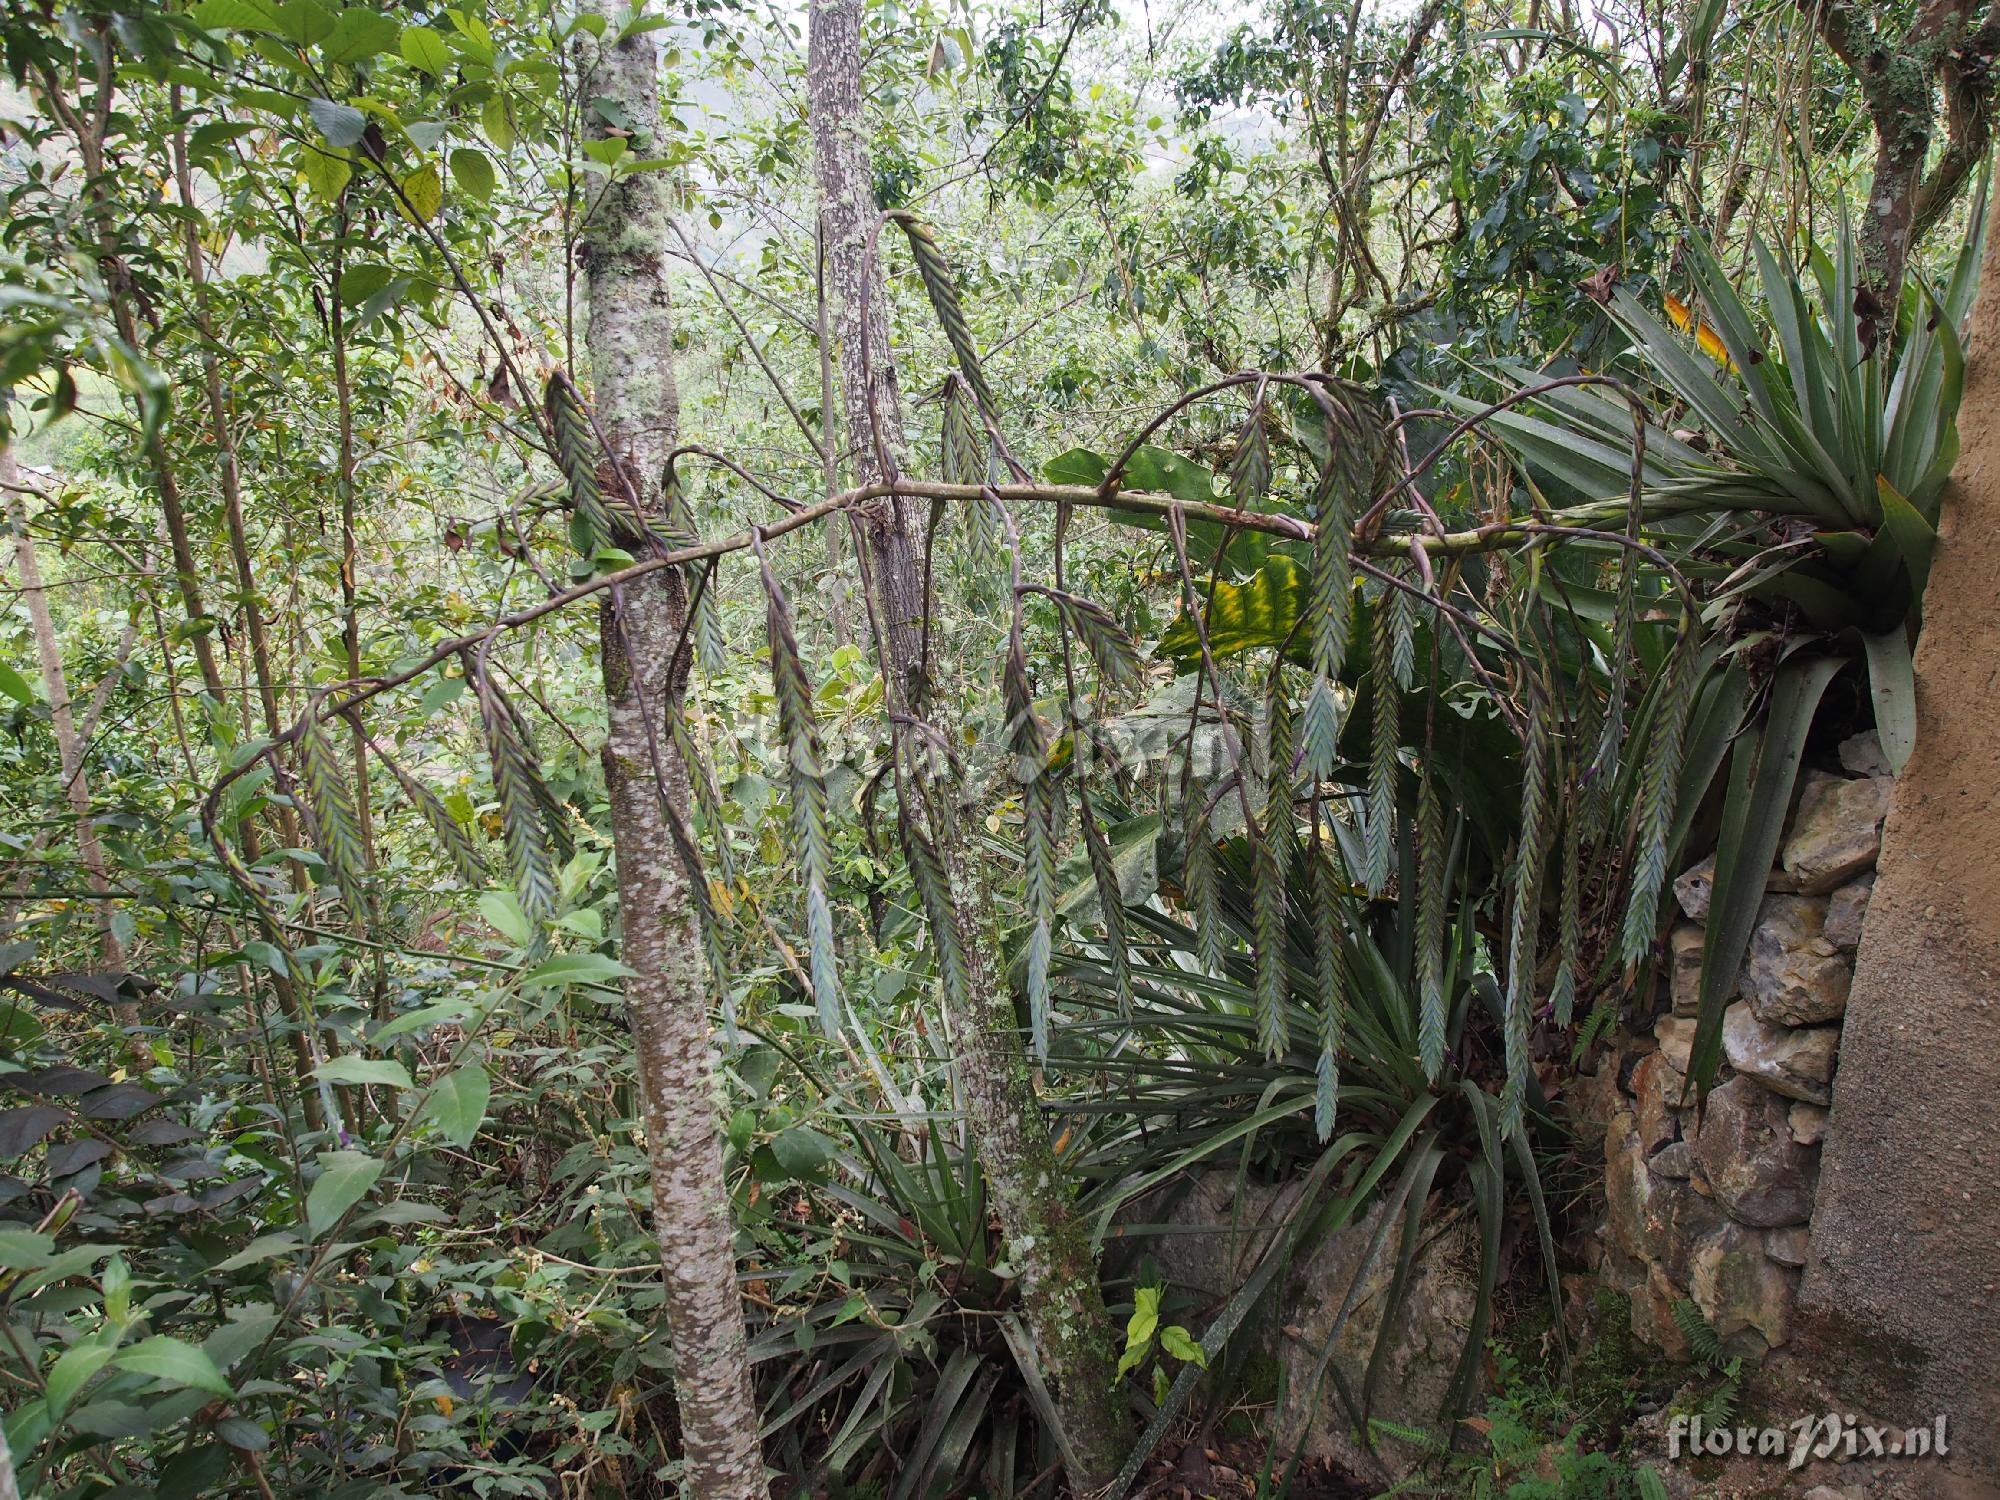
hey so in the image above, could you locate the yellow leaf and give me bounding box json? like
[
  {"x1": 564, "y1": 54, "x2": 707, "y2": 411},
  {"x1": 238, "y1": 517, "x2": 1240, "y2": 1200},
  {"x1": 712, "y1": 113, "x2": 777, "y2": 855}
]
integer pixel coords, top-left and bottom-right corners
[
  {"x1": 1662, "y1": 293, "x2": 1736, "y2": 372},
  {"x1": 398, "y1": 163, "x2": 443, "y2": 225}
]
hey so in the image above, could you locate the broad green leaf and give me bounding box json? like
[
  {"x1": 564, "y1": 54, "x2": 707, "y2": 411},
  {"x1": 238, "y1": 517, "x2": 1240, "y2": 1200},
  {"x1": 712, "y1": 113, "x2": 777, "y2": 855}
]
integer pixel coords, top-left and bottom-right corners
[
  {"x1": 320, "y1": 8, "x2": 398, "y2": 64},
  {"x1": 1156, "y1": 554, "x2": 1309, "y2": 662},
  {"x1": 301, "y1": 144, "x2": 351, "y2": 202},
  {"x1": 0, "y1": 662, "x2": 37, "y2": 705},
  {"x1": 306, "y1": 96, "x2": 365, "y2": 147},
  {"x1": 1158, "y1": 1325, "x2": 1207, "y2": 1368},
  {"x1": 448, "y1": 147, "x2": 495, "y2": 203},
  {"x1": 1124, "y1": 1284, "x2": 1160, "y2": 1350},
  {"x1": 768, "y1": 1126, "x2": 836, "y2": 1181},
  {"x1": 191, "y1": 0, "x2": 277, "y2": 30},
  {"x1": 313, "y1": 1056, "x2": 413, "y2": 1089},
  {"x1": 211, "y1": 1232, "x2": 299, "y2": 1272},
  {"x1": 306, "y1": 1149, "x2": 382, "y2": 1235},
  {"x1": 113, "y1": 1335, "x2": 233, "y2": 1399},
  {"x1": 422, "y1": 1064, "x2": 489, "y2": 1148},
  {"x1": 477, "y1": 889, "x2": 533, "y2": 946},
  {"x1": 399, "y1": 23, "x2": 449, "y2": 73},
  {"x1": 480, "y1": 95, "x2": 515, "y2": 149},
  {"x1": 272, "y1": 0, "x2": 337, "y2": 46}
]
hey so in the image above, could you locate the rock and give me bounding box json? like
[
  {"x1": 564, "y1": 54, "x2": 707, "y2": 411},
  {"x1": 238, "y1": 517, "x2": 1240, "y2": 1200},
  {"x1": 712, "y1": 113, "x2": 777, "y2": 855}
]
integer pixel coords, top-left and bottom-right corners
[
  {"x1": 1765, "y1": 1225, "x2": 1811, "y2": 1267},
  {"x1": 1669, "y1": 924, "x2": 1704, "y2": 1016},
  {"x1": 1146, "y1": 1172, "x2": 1476, "y2": 1478},
  {"x1": 1673, "y1": 854, "x2": 1715, "y2": 921},
  {"x1": 1690, "y1": 1218, "x2": 1798, "y2": 1353},
  {"x1": 1687, "y1": 1073, "x2": 1820, "y2": 1227},
  {"x1": 1607, "y1": 1122, "x2": 1727, "y2": 1284},
  {"x1": 1722, "y1": 1001, "x2": 1838, "y2": 1104},
  {"x1": 1631, "y1": 1262, "x2": 1693, "y2": 1361},
  {"x1": 1837, "y1": 730, "x2": 1890, "y2": 777},
  {"x1": 1741, "y1": 894, "x2": 1852, "y2": 1025},
  {"x1": 1630, "y1": 1052, "x2": 1682, "y2": 1153},
  {"x1": 1654, "y1": 1014, "x2": 1697, "y2": 1074},
  {"x1": 1824, "y1": 874, "x2": 1873, "y2": 951},
  {"x1": 1782, "y1": 772, "x2": 1892, "y2": 893},
  {"x1": 1788, "y1": 1101, "x2": 1829, "y2": 1146},
  {"x1": 1648, "y1": 1140, "x2": 1694, "y2": 1180}
]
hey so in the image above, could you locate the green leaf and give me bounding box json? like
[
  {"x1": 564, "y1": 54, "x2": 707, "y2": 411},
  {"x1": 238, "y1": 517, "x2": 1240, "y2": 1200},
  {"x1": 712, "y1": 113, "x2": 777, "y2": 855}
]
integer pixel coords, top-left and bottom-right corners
[
  {"x1": 477, "y1": 889, "x2": 533, "y2": 946},
  {"x1": 371, "y1": 997, "x2": 474, "y2": 1042},
  {"x1": 448, "y1": 147, "x2": 495, "y2": 203},
  {"x1": 1863, "y1": 629, "x2": 1916, "y2": 775},
  {"x1": 320, "y1": 8, "x2": 399, "y2": 64},
  {"x1": 305, "y1": 1149, "x2": 382, "y2": 1236},
  {"x1": 301, "y1": 144, "x2": 351, "y2": 201},
  {"x1": 581, "y1": 137, "x2": 629, "y2": 167},
  {"x1": 1124, "y1": 1284, "x2": 1161, "y2": 1351},
  {"x1": 46, "y1": 1337, "x2": 119, "y2": 1416},
  {"x1": 307, "y1": 96, "x2": 366, "y2": 147},
  {"x1": 1157, "y1": 1325, "x2": 1207, "y2": 1368},
  {"x1": 313, "y1": 1056, "x2": 413, "y2": 1089},
  {"x1": 1157, "y1": 554, "x2": 1308, "y2": 662},
  {"x1": 191, "y1": 0, "x2": 276, "y2": 30},
  {"x1": 397, "y1": 163, "x2": 443, "y2": 223},
  {"x1": 768, "y1": 1126, "x2": 836, "y2": 1181},
  {"x1": 0, "y1": 1229, "x2": 53, "y2": 1268},
  {"x1": 480, "y1": 95, "x2": 515, "y2": 149},
  {"x1": 422, "y1": 1064, "x2": 489, "y2": 1148},
  {"x1": 336, "y1": 263, "x2": 395, "y2": 301},
  {"x1": 519, "y1": 952, "x2": 634, "y2": 992},
  {"x1": 113, "y1": 1335, "x2": 233, "y2": 1399},
  {"x1": 398, "y1": 23, "x2": 449, "y2": 74},
  {"x1": 0, "y1": 662, "x2": 34, "y2": 705}
]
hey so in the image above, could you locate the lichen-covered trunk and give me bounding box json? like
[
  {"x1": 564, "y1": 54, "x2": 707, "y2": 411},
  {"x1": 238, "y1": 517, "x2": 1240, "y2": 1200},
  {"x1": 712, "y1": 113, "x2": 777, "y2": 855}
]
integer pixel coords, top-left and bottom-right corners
[
  {"x1": 807, "y1": 0, "x2": 1128, "y2": 1485},
  {"x1": 579, "y1": 9, "x2": 767, "y2": 1494}
]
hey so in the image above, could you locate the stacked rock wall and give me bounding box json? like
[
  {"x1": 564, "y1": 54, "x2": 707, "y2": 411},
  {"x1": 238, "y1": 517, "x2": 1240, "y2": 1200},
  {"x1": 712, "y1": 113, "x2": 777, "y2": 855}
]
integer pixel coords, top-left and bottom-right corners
[{"x1": 1590, "y1": 733, "x2": 1891, "y2": 1361}]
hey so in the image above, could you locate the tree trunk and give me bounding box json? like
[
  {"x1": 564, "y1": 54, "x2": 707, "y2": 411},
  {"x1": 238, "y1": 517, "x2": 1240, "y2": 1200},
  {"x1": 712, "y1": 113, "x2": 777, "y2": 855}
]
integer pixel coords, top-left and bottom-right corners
[
  {"x1": 807, "y1": 0, "x2": 1129, "y2": 1485},
  {"x1": 2, "y1": 457, "x2": 141, "y2": 1043},
  {"x1": 577, "y1": 8, "x2": 768, "y2": 1493}
]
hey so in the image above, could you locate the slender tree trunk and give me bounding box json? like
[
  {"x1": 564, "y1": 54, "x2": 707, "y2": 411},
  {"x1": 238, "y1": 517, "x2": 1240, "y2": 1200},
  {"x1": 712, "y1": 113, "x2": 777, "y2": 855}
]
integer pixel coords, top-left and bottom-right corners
[
  {"x1": 807, "y1": 0, "x2": 1129, "y2": 1485},
  {"x1": 3, "y1": 456, "x2": 142, "y2": 1043},
  {"x1": 578, "y1": 8, "x2": 768, "y2": 1493},
  {"x1": 169, "y1": 112, "x2": 328, "y2": 1130}
]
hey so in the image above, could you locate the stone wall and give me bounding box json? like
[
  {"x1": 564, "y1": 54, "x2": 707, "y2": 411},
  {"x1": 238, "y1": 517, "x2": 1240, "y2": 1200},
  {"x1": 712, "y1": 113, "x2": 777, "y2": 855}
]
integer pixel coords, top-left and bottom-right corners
[{"x1": 1589, "y1": 734, "x2": 1891, "y2": 1361}]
